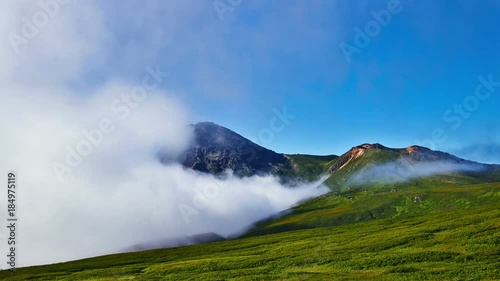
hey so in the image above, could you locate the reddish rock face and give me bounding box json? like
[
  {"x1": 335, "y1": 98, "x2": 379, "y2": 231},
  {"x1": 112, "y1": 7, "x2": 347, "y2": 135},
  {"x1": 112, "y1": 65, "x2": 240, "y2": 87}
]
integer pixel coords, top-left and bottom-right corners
[
  {"x1": 405, "y1": 145, "x2": 431, "y2": 154},
  {"x1": 406, "y1": 146, "x2": 419, "y2": 153},
  {"x1": 328, "y1": 145, "x2": 374, "y2": 174},
  {"x1": 355, "y1": 143, "x2": 388, "y2": 150},
  {"x1": 327, "y1": 142, "x2": 480, "y2": 176}
]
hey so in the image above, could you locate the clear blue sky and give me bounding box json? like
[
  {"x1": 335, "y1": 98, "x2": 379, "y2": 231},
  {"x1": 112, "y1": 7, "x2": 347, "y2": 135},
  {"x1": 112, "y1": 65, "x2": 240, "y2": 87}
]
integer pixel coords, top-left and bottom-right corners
[{"x1": 90, "y1": 0, "x2": 500, "y2": 162}]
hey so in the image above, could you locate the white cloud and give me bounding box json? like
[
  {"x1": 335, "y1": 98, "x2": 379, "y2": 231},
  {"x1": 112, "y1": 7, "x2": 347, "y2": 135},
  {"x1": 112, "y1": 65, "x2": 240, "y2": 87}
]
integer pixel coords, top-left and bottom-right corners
[
  {"x1": 0, "y1": 0, "x2": 108, "y2": 86},
  {"x1": 0, "y1": 86, "x2": 328, "y2": 266},
  {"x1": 347, "y1": 159, "x2": 486, "y2": 185},
  {"x1": 0, "y1": 0, "x2": 329, "y2": 267}
]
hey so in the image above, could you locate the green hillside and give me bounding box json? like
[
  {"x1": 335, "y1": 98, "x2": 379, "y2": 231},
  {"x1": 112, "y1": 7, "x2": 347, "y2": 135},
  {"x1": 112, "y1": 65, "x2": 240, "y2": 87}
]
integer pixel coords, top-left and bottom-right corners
[
  {"x1": 322, "y1": 144, "x2": 500, "y2": 190},
  {"x1": 2, "y1": 144, "x2": 499, "y2": 280},
  {"x1": 324, "y1": 147, "x2": 401, "y2": 189},
  {"x1": 244, "y1": 181, "x2": 500, "y2": 237},
  {"x1": 2, "y1": 178, "x2": 499, "y2": 280},
  {"x1": 1, "y1": 182, "x2": 498, "y2": 280},
  {"x1": 286, "y1": 154, "x2": 338, "y2": 181}
]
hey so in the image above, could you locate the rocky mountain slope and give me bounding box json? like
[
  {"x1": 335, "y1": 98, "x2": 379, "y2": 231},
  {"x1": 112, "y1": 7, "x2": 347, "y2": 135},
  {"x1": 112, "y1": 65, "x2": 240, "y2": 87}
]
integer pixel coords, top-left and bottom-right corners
[
  {"x1": 172, "y1": 122, "x2": 296, "y2": 177},
  {"x1": 324, "y1": 143, "x2": 500, "y2": 189},
  {"x1": 163, "y1": 123, "x2": 500, "y2": 187}
]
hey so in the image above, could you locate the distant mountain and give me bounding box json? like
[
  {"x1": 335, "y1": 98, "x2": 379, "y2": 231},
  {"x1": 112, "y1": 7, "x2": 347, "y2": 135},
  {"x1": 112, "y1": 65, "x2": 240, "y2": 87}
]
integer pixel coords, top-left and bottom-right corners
[
  {"x1": 160, "y1": 123, "x2": 500, "y2": 187},
  {"x1": 328, "y1": 143, "x2": 473, "y2": 176},
  {"x1": 323, "y1": 143, "x2": 500, "y2": 189},
  {"x1": 243, "y1": 148, "x2": 500, "y2": 239},
  {"x1": 170, "y1": 122, "x2": 296, "y2": 177}
]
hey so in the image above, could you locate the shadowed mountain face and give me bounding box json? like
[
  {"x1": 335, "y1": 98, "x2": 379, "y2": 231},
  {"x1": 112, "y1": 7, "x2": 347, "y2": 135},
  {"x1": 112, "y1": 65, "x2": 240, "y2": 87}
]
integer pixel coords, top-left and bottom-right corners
[{"x1": 173, "y1": 122, "x2": 294, "y2": 177}]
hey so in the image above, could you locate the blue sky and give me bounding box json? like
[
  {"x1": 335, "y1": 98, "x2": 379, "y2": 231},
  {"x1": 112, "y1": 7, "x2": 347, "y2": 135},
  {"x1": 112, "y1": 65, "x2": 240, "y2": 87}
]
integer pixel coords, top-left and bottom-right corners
[
  {"x1": 6, "y1": 0, "x2": 499, "y2": 162},
  {"x1": 130, "y1": 0, "x2": 498, "y2": 162},
  {"x1": 199, "y1": 0, "x2": 499, "y2": 161}
]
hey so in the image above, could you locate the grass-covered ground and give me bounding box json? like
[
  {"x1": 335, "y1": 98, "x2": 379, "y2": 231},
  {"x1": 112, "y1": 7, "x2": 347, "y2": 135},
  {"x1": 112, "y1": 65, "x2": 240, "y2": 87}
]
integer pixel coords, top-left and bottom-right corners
[
  {"x1": 246, "y1": 181, "x2": 500, "y2": 236},
  {"x1": 286, "y1": 154, "x2": 338, "y2": 181},
  {"x1": 1, "y1": 182, "x2": 499, "y2": 280}
]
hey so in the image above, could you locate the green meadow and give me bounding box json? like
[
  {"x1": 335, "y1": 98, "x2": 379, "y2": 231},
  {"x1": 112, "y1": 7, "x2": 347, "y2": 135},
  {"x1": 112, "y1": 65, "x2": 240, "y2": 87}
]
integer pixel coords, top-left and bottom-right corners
[{"x1": 1, "y1": 180, "x2": 498, "y2": 280}]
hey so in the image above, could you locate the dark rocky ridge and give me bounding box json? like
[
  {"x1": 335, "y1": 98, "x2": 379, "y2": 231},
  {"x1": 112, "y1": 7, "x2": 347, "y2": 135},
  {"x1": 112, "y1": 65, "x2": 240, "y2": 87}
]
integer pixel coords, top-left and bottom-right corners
[{"x1": 172, "y1": 122, "x2": 295, "y2": 177}]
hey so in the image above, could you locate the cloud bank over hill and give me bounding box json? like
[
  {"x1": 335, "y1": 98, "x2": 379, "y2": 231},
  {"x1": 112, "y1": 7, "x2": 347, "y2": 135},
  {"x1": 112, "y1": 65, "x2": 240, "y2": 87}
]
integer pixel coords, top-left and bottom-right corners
[{"x1": 347, "y1": 159, "x2": 485, "y2": 185}]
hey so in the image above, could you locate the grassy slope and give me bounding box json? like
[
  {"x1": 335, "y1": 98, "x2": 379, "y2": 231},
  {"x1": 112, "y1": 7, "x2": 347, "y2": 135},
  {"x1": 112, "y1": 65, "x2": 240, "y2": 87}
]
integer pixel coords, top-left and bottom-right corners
[
  {"x1": 2, "y1": 152, "x2": 499, "y2": 280},
  {"x1": 286, "y1": 154, "x2": 338, "y2": 181},
  {"x1": 244, "y1": 181, "x2": 500, "y2": 236},
  {"x1": 1, "y1": 182, "x2": 498, "y2": 280},
  {"x1": 324, "y1": 149, "x2": 400, "y2": 189}
]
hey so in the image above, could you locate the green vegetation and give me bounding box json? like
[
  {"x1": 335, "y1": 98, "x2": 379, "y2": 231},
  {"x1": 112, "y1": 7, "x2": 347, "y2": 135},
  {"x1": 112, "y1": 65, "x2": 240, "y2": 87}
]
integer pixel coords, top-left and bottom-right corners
[
  {"x1": 3, "y1": 147, "x2": 499, "y2": 280},
  {"x1": 324, "y1": 148, "x2": 401, "y2": 189},
  {"x1": 320, "y1": 146, "x2": 500, "y2": 190},
  {"x1": 286, "y1": 154, "x2": 338, "y2": 181},
  {"x1": 2, "y1": 181, "x2": 498, "y2": 280},
  {"x1": 245, "y1": 181, "x2": 500, "y2": 236}
]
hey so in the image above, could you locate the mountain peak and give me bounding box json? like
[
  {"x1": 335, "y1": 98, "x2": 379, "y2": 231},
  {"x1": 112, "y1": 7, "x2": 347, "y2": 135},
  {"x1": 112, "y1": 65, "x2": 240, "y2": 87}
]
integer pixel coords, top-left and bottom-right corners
[
  {"x1": 354, "y1": 143, "x2": 389, "y2": 150},
  {"x1": 349, "y1": 143, "x2": 436, "y2": 155},
  {"x1": 177, "y1": 122, "x2": 294, "y2": 177},
  {"x1": 405, "y1": 145, "x2": 431, "y2": 153},
  {"x1": 328, "y1": 143, "x2": 468, "y2": 175},
  {"x1": 193, "y1": 121, "x2": 218, "y2": 128}
]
